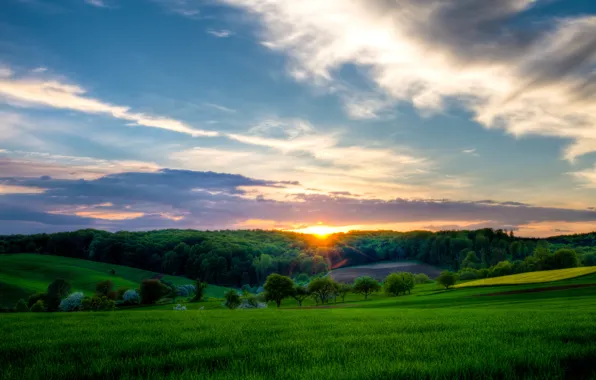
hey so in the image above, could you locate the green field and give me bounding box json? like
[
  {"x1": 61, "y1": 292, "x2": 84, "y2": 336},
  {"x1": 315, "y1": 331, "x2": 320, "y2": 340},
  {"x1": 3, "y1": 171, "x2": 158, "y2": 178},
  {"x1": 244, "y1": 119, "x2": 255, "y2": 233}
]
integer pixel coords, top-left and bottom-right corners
[
  {"x1": 2, "y1": 265, "x2": 596, "y2": 379},
  {"x1": 0, "y1": 254, "x2": 227, "y2": 305},
  {"x1": 455, "y1": 266, "x2": 596, "y2": 288}
]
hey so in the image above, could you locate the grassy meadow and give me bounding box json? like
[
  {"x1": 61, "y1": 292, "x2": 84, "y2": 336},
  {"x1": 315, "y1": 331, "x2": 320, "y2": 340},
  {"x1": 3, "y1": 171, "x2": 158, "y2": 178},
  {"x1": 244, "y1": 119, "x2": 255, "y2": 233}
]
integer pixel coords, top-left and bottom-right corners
[
  {"x1": 0, "y1": 254, "x2": 227, "y2": 305},
  {"x1": 2, "y1": 268, "x2": 596, "y2": 379}
]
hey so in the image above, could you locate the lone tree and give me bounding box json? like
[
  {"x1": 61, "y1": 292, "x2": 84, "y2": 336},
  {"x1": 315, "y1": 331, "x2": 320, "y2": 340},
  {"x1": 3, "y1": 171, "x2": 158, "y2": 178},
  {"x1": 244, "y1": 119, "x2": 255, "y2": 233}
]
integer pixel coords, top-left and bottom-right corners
[
  {"x1": 337, "y1": 283, "x2": 352, "y2": 302},
  {"x1": 292, "y1": 285, "x2": 310, "y2": 307},
  {"x1": 264, "y1": 274, "x2": 295, "y2": 308},
  {"x1": 224, "y1": 289, "x2": 241, "y2": 309},
  {"x1": 352, "y1": 276, "x2": 381, "y2": 300},
  {"x1": 308, "y1": 277, "x2": 337, "y2": 305},
  {"x1": 436, "y1": 271, "x2": 458, "y2": 289},
  {"x1": 193, "y1": 280, "x2": 209, "y2": 302},
  {"x1": 46, "y1": 279, "x2": 71, "y2": 311}
]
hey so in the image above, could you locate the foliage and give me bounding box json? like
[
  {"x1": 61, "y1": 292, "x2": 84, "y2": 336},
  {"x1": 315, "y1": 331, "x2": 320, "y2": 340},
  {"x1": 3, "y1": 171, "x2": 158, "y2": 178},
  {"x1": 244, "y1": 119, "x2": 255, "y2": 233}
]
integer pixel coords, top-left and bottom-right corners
[
  {"x1": 488, "y1": 261, "x2": 513, "y2": 278},
  {"x1": 96, "y1": 280, "x2": 114, "y2": 297},
  {"x1": 122, "y1": 289, "x2": 140, "y2": 305},
  {"x1": 15, "y1": 299, "x2": 28, "y2": 312},
  {"x1": 46, "y1": 279, "x2": 72, "y2": 311},
  {"x1": 193, "y1": 281, "x2": 209, "y2": 302},
  {"x1": 223, "y1": 289, "x2": 241, "y2": 310},
  {"x1": 307, "y1": 277, "x2": 338, "y2": 304},
  {"x1": 173, "y1": 304, "x2": 187, "y2": 311},
  {"x1": 140, "y1": 279, "x2": 169, "y2": 305},
  {"x1": 551, "y1": 249, "x2": 579, "y2": 269},
  {"x1": 177, "y1": 284, "x2": 196, "y2": 298},
  {"x1": 27, "y1": 292, "x2": 47, "y2": 309},
  {"x1": 583, "y1": 253, "x2": 596, "y2": 267},
  {"x1": 436, "y1": 271, "x2": 458, "y2": 289},
  {"x1": 383, "y1": 272, "x2": 415, "y2": 296},
  {"x1": 292, "y1": 285, "x2": 310, "y2": 307},
  {"x1": 352, "y1": 276, "x2": 381, "y2": 300},
  {"x1": 59, "y1": 292, "x2": 85, "y2": 312},
  {"x1": 337, "y1": 283, "x2": 352, "y2": 302},
  {"x1": 81, "y1": 296, "x2": 115, "y2": 311},
  {"x1": 30, "y1": 300, "x2": 45, "y2": 312},
  {"x1": 458, "y1": 270, "x2": 478, "y2": 281},
  {"x1": 264, "y1": 274, "x2": 295, "y2": 307},
  {"x1": 116, "y1": 287, "x2": 130, "y2": 300},
  {"x1": 414, "y1": 273, "x2": 431, "y2": 284}
]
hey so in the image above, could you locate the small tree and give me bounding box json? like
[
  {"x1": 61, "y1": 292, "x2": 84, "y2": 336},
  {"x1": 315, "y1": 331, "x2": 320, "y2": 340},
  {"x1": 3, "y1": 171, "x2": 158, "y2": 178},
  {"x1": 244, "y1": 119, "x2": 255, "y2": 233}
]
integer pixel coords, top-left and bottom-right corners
[
  {"x1": 353, "y1": 276, "x2": 381, "y2": 300},
  {"x1": 30, "y1": 300, "x2": 45, "y2": 312},
  {"x1": 415, "y1": 273, "x2": 431, "y2": 284},
  {"x1": 436, "y1": 271, "x2": 457, "y2": 289},
  {"x1": 337, "y1": 283, "x2": 352, "y2": 302},
  {"x1": 308, "y1": 277, "x2": 336, "y2": 305},
  {"x1": 292, "y1": 285, "x2": 310, "y2": 307},
  {"x1": 264, "y1": 274, "x2": 295, "y2": 308},
  {"x1": 193, "y1": 281, "x2": 209, "y2": 302},
  {"x1": 384, "y1": 273, "x2": 406, "y2": 296},
  {"x1": 47, "y1": 279, "x2": 72, "y2": 311},
  {"x1": 461, "y1": 251, "x2": 480, "y2": 269},
  {"x1": 552, "y1": 249, "x2": 579, "y2": 269},
  {"x1": 27, "y1": 293, "x2": 47, "y2": 309},
  {"x1": 140, "y1": 279, "x2": 169, "y2": 305},
  {"x1": 15, "y1": 299, "x2": 28, "y2": 312},
  {"x1": 59, "y1": 292, "x2": 85, "y2": 312},
  {"x1": 224, "y1": 289, "x2": 241, "y2": 309}
]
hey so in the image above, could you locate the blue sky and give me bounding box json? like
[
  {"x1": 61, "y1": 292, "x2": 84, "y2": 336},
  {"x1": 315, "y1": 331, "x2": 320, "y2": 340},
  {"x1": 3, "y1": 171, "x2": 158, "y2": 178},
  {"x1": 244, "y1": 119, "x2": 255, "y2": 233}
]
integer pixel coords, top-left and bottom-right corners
[{"x1": 1, "y1": 0, "x2": 596, "y2": 237}]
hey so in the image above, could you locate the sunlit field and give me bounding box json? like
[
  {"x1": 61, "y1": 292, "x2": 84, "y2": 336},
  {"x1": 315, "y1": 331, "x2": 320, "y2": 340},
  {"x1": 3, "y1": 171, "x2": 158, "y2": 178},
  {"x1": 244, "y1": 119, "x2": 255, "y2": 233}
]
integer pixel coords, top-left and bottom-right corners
[
  {"x1": 2, "y1": 275, "x2": 596, "y2": 380},
  {"x1": 455, "y1": 267, "x2": 596, "y2": 288}
]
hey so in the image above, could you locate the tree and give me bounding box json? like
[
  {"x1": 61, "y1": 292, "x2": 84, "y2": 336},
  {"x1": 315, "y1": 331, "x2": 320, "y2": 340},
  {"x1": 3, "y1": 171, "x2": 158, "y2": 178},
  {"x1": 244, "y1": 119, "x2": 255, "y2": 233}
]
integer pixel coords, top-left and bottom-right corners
[
  {"x1": 488, "y1": 261, "x2": 513, "y2": 278},
  {"x1": 46, "y1": 279, "x2": 71, "y2": 311},
  {"x1": 552, "y1": 249, "x2": 579, "y2": 269},
  {"x1": 264, "y1": 274, "x2": 295, "y2": 307},
  {"x1": 30, "y1": 300, "x2": 45, "y2": 312},
  {"x1": 352, "y1": 276, "x2": 381, "y2": 300},
  {"x1": 224, "y1": 289, "x2": 241, "y2": 309},
  {"x1": 337, "y1": 283, "x2": 352, "y2": 302},
  {"x1": 193, "y1": 280, "x2": 209, "y2": 302},
  {"x1": 15, "y1": 299, "x2": 28, "y2": 312},
  {"x1": 292, "y1": 285, "x2": 310, "y2": 307},
  {"x1": 436, "y1": 271, "x2": 457, "y2": 289},
  {"x1": 583, "y1": 253, "x2": 596, "y2": 267},
  {"x1": 27, "y1": 293, "x2": 47, "y2": 309},
  {"x1": 415, "y1": 273, "x2": 431, "y2": 284},
  {"x1": 384, "y1": 273, "x2": 405, "y2": 296},
  {"x1": 140, "y1": 279, "x2": 169, "y2": 305},
  {"x1": 308, "y1": 277, "x2": 337, "y2": 305},
  {"x1": 461, "y1": 251, "x2": 480, "y2": 269},
  {"x1": 96, "y1": 280, "x2": 114, "y2": 297}
]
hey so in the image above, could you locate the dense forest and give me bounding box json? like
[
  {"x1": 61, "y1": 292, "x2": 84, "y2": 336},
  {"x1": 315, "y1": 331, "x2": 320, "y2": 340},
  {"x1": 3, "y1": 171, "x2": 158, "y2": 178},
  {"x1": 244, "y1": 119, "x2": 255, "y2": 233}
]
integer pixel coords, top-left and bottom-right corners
[{"x1": 1, "y1": 229, "x2": 595, "y2": 287}]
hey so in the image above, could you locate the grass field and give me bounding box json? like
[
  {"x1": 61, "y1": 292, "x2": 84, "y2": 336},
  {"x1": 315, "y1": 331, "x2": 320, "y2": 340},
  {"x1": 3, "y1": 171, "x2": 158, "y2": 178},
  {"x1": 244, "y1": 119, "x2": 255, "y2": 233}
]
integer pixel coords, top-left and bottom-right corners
[
  {"x1": 330, "y1": 260, "x2": 443, "y2": 282},
  {"x1": 455, "y1": 266, "x2": 596, "y2": 288},
  {"x1": 0, "y1": 254, "x2": 228, "y2": 305}
]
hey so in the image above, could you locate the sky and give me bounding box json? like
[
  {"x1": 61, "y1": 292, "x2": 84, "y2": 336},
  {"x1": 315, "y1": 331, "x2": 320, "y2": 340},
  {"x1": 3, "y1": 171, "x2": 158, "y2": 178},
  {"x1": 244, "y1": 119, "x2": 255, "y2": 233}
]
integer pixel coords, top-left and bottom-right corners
[{"x1": 0, "y1": 0, "x2": 596, "y2": 237}]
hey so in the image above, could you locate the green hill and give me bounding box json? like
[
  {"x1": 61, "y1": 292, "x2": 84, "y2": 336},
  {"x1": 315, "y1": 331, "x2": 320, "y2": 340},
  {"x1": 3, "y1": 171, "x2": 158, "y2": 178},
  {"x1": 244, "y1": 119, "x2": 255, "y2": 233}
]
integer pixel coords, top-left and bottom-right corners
[{"x1": 0, "y1": 254, "x2": 227, "y2": 306}]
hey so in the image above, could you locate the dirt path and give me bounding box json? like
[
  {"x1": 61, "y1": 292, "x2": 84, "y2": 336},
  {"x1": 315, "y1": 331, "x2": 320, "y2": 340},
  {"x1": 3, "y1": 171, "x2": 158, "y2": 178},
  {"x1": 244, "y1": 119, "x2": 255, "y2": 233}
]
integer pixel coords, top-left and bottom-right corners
[{"x1": 476, "y1": 283, "x2": 596, "y2": 297}]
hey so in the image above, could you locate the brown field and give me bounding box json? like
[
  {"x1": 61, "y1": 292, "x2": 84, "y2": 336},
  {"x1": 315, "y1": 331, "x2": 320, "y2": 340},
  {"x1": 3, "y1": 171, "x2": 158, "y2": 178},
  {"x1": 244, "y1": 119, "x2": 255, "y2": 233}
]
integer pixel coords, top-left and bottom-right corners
[{"x1": 330, "y1": 261, "x2": 442, "y2": 283}]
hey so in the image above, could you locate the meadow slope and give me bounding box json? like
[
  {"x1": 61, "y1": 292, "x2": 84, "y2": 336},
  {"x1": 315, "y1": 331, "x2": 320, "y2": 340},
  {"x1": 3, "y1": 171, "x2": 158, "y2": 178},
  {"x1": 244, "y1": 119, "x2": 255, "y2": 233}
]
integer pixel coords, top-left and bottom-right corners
[{"x1": 455, "y1": 267, "x2": 596, "y2": 288}]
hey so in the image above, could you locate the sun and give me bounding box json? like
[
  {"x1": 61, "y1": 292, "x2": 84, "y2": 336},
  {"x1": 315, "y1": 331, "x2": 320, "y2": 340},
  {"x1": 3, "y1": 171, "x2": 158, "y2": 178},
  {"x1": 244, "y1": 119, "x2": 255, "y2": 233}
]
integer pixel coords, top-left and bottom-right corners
[{"x1": 299, "y1": 225, "x2": 338, "y2": 238}]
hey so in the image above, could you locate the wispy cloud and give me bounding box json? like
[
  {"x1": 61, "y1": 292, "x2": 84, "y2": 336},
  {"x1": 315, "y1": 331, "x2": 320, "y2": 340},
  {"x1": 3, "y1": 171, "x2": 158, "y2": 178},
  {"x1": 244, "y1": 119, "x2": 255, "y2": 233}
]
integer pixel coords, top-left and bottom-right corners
[
  {"x1": 569, "y1": 165, "x2": 596, "y2": 189},
  {"x1": 0, "y1": 66, "x2": 218, "y2": 137},
  {"x1": 84, "y1": 0, "x2": 107, "y2": 7},
  {"x1": 462, "y1": 148, "x2": 479, "y2": 157},
  {"x1": 219, "y1": 0, "x2": 596, "y2": 161},
  {"x1": 204, "y1": 102, "x2": 236, "y2": 113},
  {"x1": 207, "y1": 29, "x2": 234, "y2": 38},
  {"x1": 151, "y1": 0, "x2": 201, "y2": 19}
]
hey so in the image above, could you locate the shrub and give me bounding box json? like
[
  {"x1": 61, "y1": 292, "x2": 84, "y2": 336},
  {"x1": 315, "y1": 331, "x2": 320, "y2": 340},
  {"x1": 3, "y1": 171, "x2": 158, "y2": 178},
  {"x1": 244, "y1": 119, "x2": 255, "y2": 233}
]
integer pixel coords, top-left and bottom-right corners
[
  {"x1": 436, "y1": 271, "x2": 457, "y2": 289},
  {"x1": 116, "y1": 287, "x2": 130, "y2": 300},
  {"x1": 173, "y1": 304, "x2": 187, "y2": 311},
  {"x1": 583, "y1": 253, "x2": 596, "y2": 267},
  {"x1": 81, "y1": 296, "x2": 115, "y2": 311},
  {"x1": 47, "y1": 279, "x2": 72, "y2": 311},
  {"x1": 193, "y1": 281, "x2": 208, "y2": 302},
  {"x1": 15, "y1": 299, "x2": 29, "y2": 312},
  {"x1": 96, "y1": 280, "x2": 114, "y2": 297},
  {"x1": 30, "y1": 300, "x2": 45, "y2": 312},
  {"x1": 140, "y1": 279, "x2": 169, "y2": 305},
  {"x1": 177, "y1": 284, "x2": 196, "y2": 298},
  {"x1": 59, "y1": 292, "x2": 85, "y2": 312},
  {"x1": 552, "y1": 249, "x2": 579, "y2": 269},
  {"x1": 122, "y1": 289, "x2": 140, "y2": 305},
  {"x1": 238, "y1": 299, "x2": 267, "y2": 309},
  {"x1": 294, "y1": 273, "x2": 310, "y2": 284},
  {"x1": 488, "y1": 261, "x2": 513, "y2": 278},
  {"x1": 337, "y1": 283, "x2": 352, "y2": 302},
  {"x1": 353, "y1": 276, "x2": 381, "y2": 300},
  {"x1": 264, "y1": 274, "x2": 295, "y2": 307},
  {"x1": 27, "y1": 293, "x2": 47, "y2": 309},
  {"x1": 415, "y1": 273, "x2": 431, "y2": 284},
  {"x1": 224, "y1": 289, "x2": 242, "y2": 309},
  {"x1": 458, "y1": 270, "x2": 478, "y2": 281}
]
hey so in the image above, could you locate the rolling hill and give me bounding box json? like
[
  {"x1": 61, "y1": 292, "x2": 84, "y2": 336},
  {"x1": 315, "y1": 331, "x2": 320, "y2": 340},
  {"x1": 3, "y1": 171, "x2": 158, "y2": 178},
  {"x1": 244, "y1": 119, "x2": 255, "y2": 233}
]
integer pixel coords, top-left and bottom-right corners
[
  {"x1": 455, "y1": 266, "x2": 596, "y2": 288},
  {"x1": 330, "y1": 260, "x2": 442, "y2": 283},
  {"x1": 0, "y1": 254, "x2": 227, "y2": 306}
]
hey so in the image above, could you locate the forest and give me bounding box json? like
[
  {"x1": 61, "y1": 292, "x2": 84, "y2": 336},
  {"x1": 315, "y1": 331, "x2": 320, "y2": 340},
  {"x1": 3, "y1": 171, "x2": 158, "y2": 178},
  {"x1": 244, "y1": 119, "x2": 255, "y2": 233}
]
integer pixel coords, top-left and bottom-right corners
[{"x1": 1, "y1": 228, "x2": 595, "y2": 287}]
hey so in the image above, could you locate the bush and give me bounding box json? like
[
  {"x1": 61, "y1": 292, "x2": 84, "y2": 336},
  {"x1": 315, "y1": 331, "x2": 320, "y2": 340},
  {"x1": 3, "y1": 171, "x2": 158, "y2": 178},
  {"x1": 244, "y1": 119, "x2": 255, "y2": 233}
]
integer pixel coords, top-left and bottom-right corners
[
  {"x1": 116, "y1": 287, "x2": 130, "y2": 300},
  {"x1": 436, "y1": 271, "x2": 457, "y2": 289},
  {"x1": 458, "y1": 270, "x2": 478, "y2": 281},
  {"x1": 15, "y1": 299, "x2": 29, "y2": 312},
  {"x1": 81, "y1": 296, "x2": 115, "y2": 311},
  {"x1": 583, "y1": 253, "x2": 596, "y2": 267},
  {"x1": 294, "y1": 273, "x2": 310, "y2": 284},
  {"x1": 193, "y1": 281, "x2": 208, "y2": 302},
  {"x1": 177, "y1": 284, "x2": 196, "y2": 298},
  {"x1": 173, "y1": 304, "x2": 187, "y2": 311},
  {"x1": 46, "y1": 279, "x2": 72, "y2": 311},
  {"x1": 30, "y1": 300, "x2": 45, "y2": 312},
  {"x1": 140, "y1": 279, "x2": 169, "y2": 305},
  {"x1": 415, "y1": 273, "x2": 431, "y2": 284},
  {"x1": 122, "y1": 289, "x2": 140, "y2": 305},
  {"x1": 59, "y1": 292, "x2": 85, "y2": 312},
  {"x1": 224, "y1": 289, "x2": 241, "y2": 309},
  {"x1": 96, "y1": 280, "x2": 114, "y2": 297},
  {"x1": 352, "y1": 276, "x2": 381, "y2": 300},
  {"x1": 27, "y1": 293, "x2": 47, "y2": 309},
  {"x1": 552, "y1": 249, "x2": 579, "y2": 269}
]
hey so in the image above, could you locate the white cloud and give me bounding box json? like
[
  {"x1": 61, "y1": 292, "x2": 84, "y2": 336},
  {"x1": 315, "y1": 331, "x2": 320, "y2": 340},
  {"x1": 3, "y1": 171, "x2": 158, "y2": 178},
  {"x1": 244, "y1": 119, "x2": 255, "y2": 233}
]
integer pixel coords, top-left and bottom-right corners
[
  {"x1": 207, "y1": 29, "x2": 234, "y2": 38},
  {"x1": 218, "y1": 0, "x2": 596, "y2": 161},
  {"x1": 569, "y1": 165, "x2": 596, "y2": 189},
  {"x1": 462, "y1": 148, "x2": 479, "y2": 157},
  {"x1": 0, "y1": 67, "x2": 218, "y2": 137},
  {"x1": 203, "y1": 102, "x2": 236, "y2": 113},
  {"x1": 85, "y1": 0, "x2": 106, "y2": 7},
  {"x1": 31, "y1": 67, "x2": 48, "y2": 73}
]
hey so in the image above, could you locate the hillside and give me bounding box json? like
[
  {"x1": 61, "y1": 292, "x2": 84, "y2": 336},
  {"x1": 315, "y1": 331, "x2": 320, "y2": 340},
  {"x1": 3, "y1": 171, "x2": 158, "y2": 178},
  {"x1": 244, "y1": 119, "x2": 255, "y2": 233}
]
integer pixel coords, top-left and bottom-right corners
[
  {"x1": 329, "y1": 260, "x2": 442, "y2": 282},
  {"x1": 0, "y1": 254, "x2": 227, "y2": 306},
  {"x1": 455, "y1": 267, "x2": 596, "y2": 288}
]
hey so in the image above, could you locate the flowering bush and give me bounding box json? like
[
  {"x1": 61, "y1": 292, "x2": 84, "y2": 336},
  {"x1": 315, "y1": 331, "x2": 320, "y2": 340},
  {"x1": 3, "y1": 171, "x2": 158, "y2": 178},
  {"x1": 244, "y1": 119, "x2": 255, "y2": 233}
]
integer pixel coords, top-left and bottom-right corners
[
  {"x1": 122, "y1": 289, "x2": 140, "y2": 305},
  {"x1": 173, "y1": 304, "x2": 187, "y2": 311},
  {"x1": 237, "y1": 300, "x2": 267, "y2": 309},
  {"x1": 177, "y1": 284, "x2": 196, "y2": 297},
  {"x1": 59, "y1": 292, "x2": 85, "y2": 312}
]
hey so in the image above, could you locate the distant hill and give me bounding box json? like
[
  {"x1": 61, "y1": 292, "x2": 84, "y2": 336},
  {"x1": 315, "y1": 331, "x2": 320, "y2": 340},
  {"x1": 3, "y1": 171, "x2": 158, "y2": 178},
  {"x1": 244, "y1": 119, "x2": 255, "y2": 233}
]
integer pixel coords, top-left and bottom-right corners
[
  {"x1": 330, "y1": 260, "x2": 442, "y2": 282},
  {"x1": 0, "y1": 254, "x2": 227, "y2": 306}
]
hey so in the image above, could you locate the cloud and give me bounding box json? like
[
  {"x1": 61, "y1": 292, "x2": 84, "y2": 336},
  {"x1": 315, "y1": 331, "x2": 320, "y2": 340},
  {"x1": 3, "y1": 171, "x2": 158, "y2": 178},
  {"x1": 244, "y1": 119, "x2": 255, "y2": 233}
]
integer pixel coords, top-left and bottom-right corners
[
  {"x1": 569, "y1": 165, "x2": 596, "y2": 188},
  {"x1": 462, "y1": 148, "x2": 479, "y2": 157},
  {"x1": 203, "y1": 102, "x2": 236, "y2": 113},
  {"x1": 218, "y1": 0, "x2": 596, "y2": 161},
  {"x1": 207, "y1": 29, "x2": 234, "y2": 38},
  {"x1": 2, "y1": 167, "x2": 596, "y2": 235},
  {"x1": 151, "y1": 0, "x2": 201, "y2": 19},
  {"x1": 0, "y1": 67, "x2": 218, "y2": 137},
  {"x1": 84, "y1": 0, "x2": 106, "y2": 7}
]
